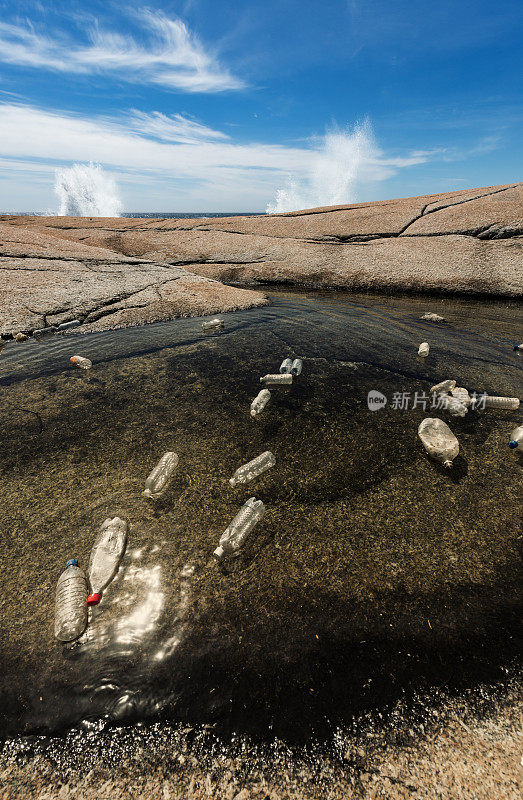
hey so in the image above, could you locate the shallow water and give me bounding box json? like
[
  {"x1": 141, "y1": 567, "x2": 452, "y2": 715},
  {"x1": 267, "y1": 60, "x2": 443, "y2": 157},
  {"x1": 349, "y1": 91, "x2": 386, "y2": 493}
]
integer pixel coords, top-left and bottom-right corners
[{"x1": 0, "y1": 289, "x2": 521, "y2": 742}]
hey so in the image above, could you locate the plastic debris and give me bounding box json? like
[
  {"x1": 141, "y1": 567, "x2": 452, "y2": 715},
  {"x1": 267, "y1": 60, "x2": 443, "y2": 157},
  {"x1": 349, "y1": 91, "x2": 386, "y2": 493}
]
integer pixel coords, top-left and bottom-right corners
[
  {"x1": 451, "y1": 387, "x2": 472, "y2": 407},
  {"x1": 70, "y1": 355, "x2": 92, "y2": 370},
  {"x1": 58, "y1": 320, "x2": 81, "y2": 332},
  {"x1": 54, "y1": 559, "x2": 88, "y2": 642},
  {"x1": 229, "y1": 451, "x2": 276, "y2": 487},
  {"x1": 14, "y1": 332, "x2": 28, "y2": 342},
  {"x1": 87, "y1": 517, "x2": 128, "y2": 605},
  {"x1": 483, "y1": 395, "x2": 520, "y2": 410},
  {"x1": 431, "y1": 379, "x2": 456, "y2": 395},
  {"x1": 513, "y1": 344, "x2": 523, "y2": 351},
  {"x1": 279, "y1": 358, "x2": 293, "y2": 374},
  {"x1": 418, "y1": 417, "x2": 459, "y2": 469},
  {"x1": 418, "y1": 342, "x2": 430, "y2": 357},
  {"x1": 260, "y1": 374, "x2": 292, "y2": 386},
  {"x1": 250, "y1": 389, "x2": 271, "y2": 417},
  {"x1": 508, "y1": 424, "x2": 523, "y2": 449},
  {"x1": 202, "y1": 318, "x2": 224, "y2": 332},
  {"x1": 291, "y1": 358, "x2": 303, "y2": 376},
  {"x1": 421, "y1": 313, "x2": 445, "y2": 322},
  {"x1": 143, "y1": 452, "x2": 179, "y2": 499},
  {"x1": 438, "y1": 395, "x2": 468, "y2": 417},
  {"x1": 213, "y1": 497, "x2": 266, "y2": 561},
  {"x1": 33, "y1": 327, "x2": 58, "y2": 341}
]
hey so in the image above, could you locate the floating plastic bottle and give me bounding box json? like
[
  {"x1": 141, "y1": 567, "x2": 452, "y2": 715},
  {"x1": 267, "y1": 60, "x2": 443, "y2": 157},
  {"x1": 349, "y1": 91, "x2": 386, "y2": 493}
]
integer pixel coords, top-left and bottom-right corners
[
  {"x1": 508, "y1": 424, "x2": 523, "y2": 449},
  {"x1": 483, "y1": 395, "x2": 520, "y2": 410},
  {"x1": 229, "y1": 451, "x2": 276, "y2": 487},
  {"x1": 513, "y1": 344, "x2": 523, "y2": 351},
  {"x1": 59, "y1": 320, "x2": 81, "y2": 332},
  {"x1": 418, "y1": 342, "x2": 430, "y2": 357},
  {"x1": 421, "y1": 312, "x2": 445, "y2": 322},
  {"x1": 260, "y1": 374, "x2": 292, "y2": 386},
  {"x1": 250, "y1": 389, "x2": 271, "y2": 417},
  {"x1": 291, "y1": 358, "x2": 303, "y2": 376},
  {"x1": 430, "y1": 379, "x2": 456, "y2": 395},
  {"x1": 202, "y1": 318, "x2": 224, "y2": 332},
  {"x1": 87, "y1": 517, "x2": 128, "y2": 605},
  {"x1": 54, "y1": 559, "x2": 88, "y2": 642},
  {"x1": 70, "y1": 355, "x2": 92, "y2": 370},
  {"x1": 451, "y1": 387, "x2": 472, "y2": 408},
  {"x1": 418, "y1": 418, "x2": 459, "y2": 469},
  {"x1": 279, "y1": 358, "x2": 293, "y2": 374},
  {"x1": 213, "y1": 497, "x2": 266, "y2": 561},
  {"x1": 143, "y1": 452, "x2": 179, "y2": 499},
  {"x1": 33, "y1": 326, "x2": 58, "y2": 341}
]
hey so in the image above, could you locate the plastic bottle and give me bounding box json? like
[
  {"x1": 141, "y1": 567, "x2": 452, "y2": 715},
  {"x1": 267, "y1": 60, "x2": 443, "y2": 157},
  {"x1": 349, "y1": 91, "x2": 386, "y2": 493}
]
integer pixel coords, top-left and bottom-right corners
[
  {"x1": 513, "y1": 344, "x2": 523, "y2": 351},
  {"x1": 437, "y1": 395, "x2": 468, "y2": 417},
  {"x1": 279, "y1": 358, "x2": 293, "y2": 374},
  {"x1": 508, "y1": 424, "x2": 523, "y2": 449},
  {"x1": 483, "y1": 396, "x2": 520, "y2": 410},
  {"x1": 291, "y1": 358, "x2": 303, "y2": 376},
  {"x1": 430, "y1": 379, "x2": 456, "y2": 395},
  {"x1": 202, "y1": 318, "x2": 224, "y2": 331},
  {"x1": 58, "y1": 320, "x2": 81, "y2": 332},
  {"x1": 54, "y1": 559, "x2": 88, "y2": 642},
  {"x1": 70, "y1": 355, "x2": 92, "y2": 370},
  {"x1": 421, "y1": 313, "x2": 445, "y2": 322},
  {"x1": 14, "y1": 332, "x2": 28, "y2": 342},
  {"x1": 250, "y1": 389, "x2": 271, "y2": 417},
  {"x1": 451, "y1": 387, "x2": 472, "y2": 407},
  {"x1": 418, "y1": 342, "x2": 430, "y2": 357},
  {"x1": 33, "y1": 326, "x2": 58, "y2": 341},
  {"x1": 87, "y1": 517, "x2": 128, "y2": 605},
  {"x1": 143, "y1": 452, "x2": 179, "y2": 499},
  {"x1": 213, "y1": 497, "x2": 266, "y2": 561},
  {"x1": 418, "y1": 418, "x2": 459, "y2": 468},
  {"x1": 229, "y1": 451, "x2": 276, "y2": 487},
  {"x1": 260, "y1": 374, "x2": 292, "y2": 386}
]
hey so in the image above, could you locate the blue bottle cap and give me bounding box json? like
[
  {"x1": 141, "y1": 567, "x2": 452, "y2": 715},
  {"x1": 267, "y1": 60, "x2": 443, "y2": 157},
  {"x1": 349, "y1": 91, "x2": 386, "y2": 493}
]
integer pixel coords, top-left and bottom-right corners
[
  {"x1": 66, "y1": 558, "x2": 79, "y2": 567},
  {"x1": 508, "y1": 440, "x2": 518, "y2": 449},
  {"x1": 514, "y1": 345, "x2": 520, "y2": 351}
]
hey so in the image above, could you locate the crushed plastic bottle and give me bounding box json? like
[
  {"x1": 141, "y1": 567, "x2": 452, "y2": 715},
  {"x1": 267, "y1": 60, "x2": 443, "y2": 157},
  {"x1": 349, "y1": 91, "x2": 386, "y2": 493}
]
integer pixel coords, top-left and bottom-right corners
[
  {"x1": 213, "y1": 497, "x2": 266, "y2": 561},
  {"x1": 483, "y1": 395, "x2": 520, "y2": 410},
  {"x1": 54, "y1": 559, "x2": 88, "y2": 642},
  {"x1": 279, "y1": 358, "x2": 293, "y2": 374},
  {"x1": 202, "y1": 318, "x2": 224, "y2": 332},
  {"x1": 260, "y1": 374, "x2": 292, "y2": 386},
  {"x1": 418, "y1": 417, "x2": 459, "y2": 468},
  {"x1": 291, "y1": 358, "x2": 303, "y2": 376},
  {"x1": 229, "y1": 451, "x2": 276, "y2": 487},
  {"x1": 421, "y1": 313, "x2": 445, "y2": 322},
  {"x1": 70, "y1": 355, "x2": 92, "y2": 370},
  {"x1": 87, "y1": 517, "x2": 128, "y2": 605},
  {"x1": 143, "y1": 452, "x2": 179, "y2": 499},
  {"x1": 33, "y1": 326, "x2": 58, "y2": 341},
  {"x1": 14, "y1": 332, "x2": 28, "y2": 342},
  {"x1": 430, "y1": 379, "x2": 456, "y2": 395},
  {"x1": 451, "y1": 387, "x2": 472, "y2": 407},
  {"x1": 508, "y1": 424, "x2": 523, "y2": 449},
  {"x1": 58, "y1": 320, "x2": 81, "y2": 332},
  {"x1": 250, "y1": 389, "x2": 271, "y2": 417},
  {"x1": 437, "y1": 395, "x2": 468, "y2": 417},
  {"x1": 418, "y1": 342, "x2": 430, "y2": 357}
]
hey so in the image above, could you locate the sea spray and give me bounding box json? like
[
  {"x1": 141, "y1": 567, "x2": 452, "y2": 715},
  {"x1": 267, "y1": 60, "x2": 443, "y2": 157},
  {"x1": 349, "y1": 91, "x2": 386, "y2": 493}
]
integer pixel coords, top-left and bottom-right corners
[{"x1": 54, "y1": 163, "x2": 123, "y2": 217}]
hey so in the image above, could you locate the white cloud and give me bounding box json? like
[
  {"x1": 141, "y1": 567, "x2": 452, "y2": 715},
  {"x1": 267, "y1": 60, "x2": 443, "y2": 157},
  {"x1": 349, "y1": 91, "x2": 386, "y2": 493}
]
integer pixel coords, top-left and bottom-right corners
[
  {"x1": 0, "y1": 11, "x2": 244, "y2": 93},
  {"x1": 126, "y1": 110, "x2": 230, "y2": 144}
]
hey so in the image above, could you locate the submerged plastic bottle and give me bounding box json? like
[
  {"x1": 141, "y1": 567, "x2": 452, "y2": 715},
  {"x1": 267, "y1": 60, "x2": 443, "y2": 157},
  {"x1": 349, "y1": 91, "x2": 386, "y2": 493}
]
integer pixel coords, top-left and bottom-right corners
[
  {"x1": 483, "y1": 396, "x2": 520, "y2": 410},
  {"x1": 213, "y1": 497, "x2": 266, "y2": 561},
  {"x1": 291, "y1": 358, "x2": 303, "y2": 376},
  {"x1": 430, "y1": 379, "x2": 456, "y2": 395},
  {"x1": 143, "y1": 452, "x2": 179, "y2": 499},
  {"x1": 70, "y1": 355, "x2": 92, "y2": 370},
  {"x1": 54, "y1": 559, "x2": 88, "y2": 642},
  {"x1": 33, "y1": 326, "x2": 58, "y2": 341},
  {"x1": 418, "y1": 418, "x2": 459, "y2": 469},
  {"x1": 250, "y1": 389, "x2": 271, "y2": 417},
  {"x1": 202, "y1": 318, "x2": 224, "y2": 332},
  {"x1": 87, "y1": 517, "x2": 128, "y2": 605},
  {"x1": 418, "y1": 342, "x2": 430, "y2": 357},
  {"x1": 279, "y1": 358, "x2": 293, "y2": 374},
  {"x1": 508, "y1": 424, "x2": 523, "y2": 449},
  {"x1": 229, "y1": 451, "x2": 276, "y2": 487},
  {"x1": 260, "y1": 374, "x2": 292, "y2": 386}
]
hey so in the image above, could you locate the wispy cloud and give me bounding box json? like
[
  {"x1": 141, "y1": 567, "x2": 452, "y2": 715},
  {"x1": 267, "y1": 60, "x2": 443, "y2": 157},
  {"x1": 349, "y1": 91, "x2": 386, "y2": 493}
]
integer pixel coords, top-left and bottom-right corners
[{"x1": 0, "y1": 10, "x2": 245, "y2": 93}]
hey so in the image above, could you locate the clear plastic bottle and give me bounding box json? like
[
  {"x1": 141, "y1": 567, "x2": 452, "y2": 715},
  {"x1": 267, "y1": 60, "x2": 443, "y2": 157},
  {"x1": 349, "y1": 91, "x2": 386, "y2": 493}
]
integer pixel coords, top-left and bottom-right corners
[
  {"x1": 418, "y1": 342, "x2": 430, "y2": 357},
  {"x1": 87, "y1": 517, "x2": 128, "y2": 605},
  {"x1": 14, "y1": 332, "x2": 28, "y2": 342},
  {"x1": 229, "y1": 451, "x2": 276, "y2": 487},
  {"x1": 418, "y1": 418, "x2": 459, "y2": 468},
  {"x1": 483, "y1": 396, "x2": 520, "y2": 410},
  {"x1": 213, "y1": 497, "x2": 266, "y2": 561},
  {"x1": 437, "y1": 395, "x2": 468, "y2": 417},
  {"x1": 143, "y1": 452, "x2": 179, "y2": 499},
  {"x1": 291, "y1": 358, "x2": 303, "y2": 376},
  {"x1": 451, "y1": 387, "x2": 472, "y2": 407},
  {"x1": 279, "y1": 358, "x2": 293, "y2": 374},
  {"x1": 260, "y1": 374, "x2": 292, "y2": 386},
  {"x1": 421, "y1": 312, "x2": 445, "y2": 322},
  {"x1": 508, "y1": 424, "x2": 523, "y2": 449},
  {"x1": 54, "y1": 559, "x2": 88, "y2": 642},
  {"x1": 70, "y1": 355, "x2": 92, "y2": 370},
  {"x1": 202, "y1": 318, "x2": 224, "y2": 331},
  {"x1": 430, "y1": 379, "x2": 456, "y2": 395},
  {"x1": 513, "y1": 344, "x2": 523, "y2": 351},
  {"x1": 59, "y1": 320, "x2": 81, "y2": 332},
  {"x1": 250, "y1": 389, "x2": 271, "y2": 417}
]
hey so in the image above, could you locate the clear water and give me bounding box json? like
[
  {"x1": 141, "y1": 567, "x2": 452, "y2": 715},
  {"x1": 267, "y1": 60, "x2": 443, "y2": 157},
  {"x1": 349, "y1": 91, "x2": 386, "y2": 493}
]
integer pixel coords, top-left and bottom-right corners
[{"x1": 0, "y1": 289, "x2": 521, "y2": 742}]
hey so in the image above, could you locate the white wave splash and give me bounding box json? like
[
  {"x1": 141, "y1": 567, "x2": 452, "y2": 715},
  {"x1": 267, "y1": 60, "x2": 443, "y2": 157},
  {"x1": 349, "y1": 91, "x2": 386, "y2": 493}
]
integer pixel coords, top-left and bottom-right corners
[
  {"x1": 266, "y1": 120, "x2": 385, "y2": 214},
  {"x1": 54, "y1": 162, "x2": 123, "y2": 216}
]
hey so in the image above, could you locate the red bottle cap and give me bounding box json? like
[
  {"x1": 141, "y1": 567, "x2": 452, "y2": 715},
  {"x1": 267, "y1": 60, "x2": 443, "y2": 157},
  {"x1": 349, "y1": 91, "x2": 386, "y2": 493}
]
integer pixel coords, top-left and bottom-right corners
[{"x1": 86, "y1": 593, "x2": 101, "y2": 606}]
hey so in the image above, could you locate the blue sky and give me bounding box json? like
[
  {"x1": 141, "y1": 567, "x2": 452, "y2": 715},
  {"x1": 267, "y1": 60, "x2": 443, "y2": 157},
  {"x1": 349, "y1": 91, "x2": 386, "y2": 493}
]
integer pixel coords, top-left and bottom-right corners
[{"x1": 0, "y1": 0, "x2": 521, "y2": 211}]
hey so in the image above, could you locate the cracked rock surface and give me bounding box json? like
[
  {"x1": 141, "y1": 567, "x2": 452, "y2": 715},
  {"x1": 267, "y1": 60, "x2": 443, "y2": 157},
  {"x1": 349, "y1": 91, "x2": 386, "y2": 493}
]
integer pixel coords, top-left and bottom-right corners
[{"x1": 1, "y1": 183, "x2": 521, "y2": 335}]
